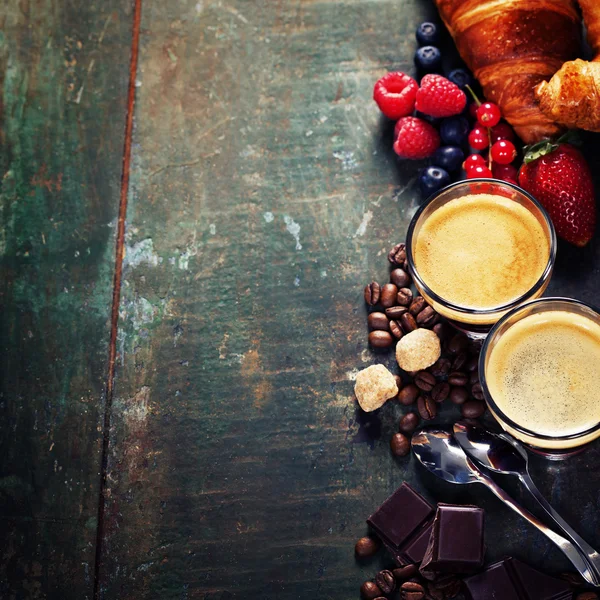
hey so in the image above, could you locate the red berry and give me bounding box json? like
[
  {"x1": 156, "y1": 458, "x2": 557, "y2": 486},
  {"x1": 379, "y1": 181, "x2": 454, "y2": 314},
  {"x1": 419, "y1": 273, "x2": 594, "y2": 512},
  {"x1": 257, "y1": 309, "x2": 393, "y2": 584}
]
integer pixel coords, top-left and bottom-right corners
[
  {"x1": 393, "y1": 116, "x2": 440, "y2": 160},
  {"x1": 490, "y1": 122, "x2": 516, "y2": 144},
  {"x1": 492, "y1": 163, "x2": 518, "y2": 182},
  {"x1": 468, "y1": 126, "x2": 489, "y2": 150},
  {"x1": 415, "y1": 74, "x2": 467, "y2": 118},
  {"x1": 463, "y1": 154, "x2": 486, "y2": 171},
  {"x1": 490, "y1": 140, "x2": 517, "y2": 165},
  {"x1": 469, "y1": 103, "x2": 479, "y2": 120},
  {"x1": 373, "y1": 72, "x2": 419, "y2": 120},
  {"x1": 476, "y1": 102, "x2": 502, "y2": 127},
  {"x1": 467, "y1": 165, "x2": 493, "y2": 179}
]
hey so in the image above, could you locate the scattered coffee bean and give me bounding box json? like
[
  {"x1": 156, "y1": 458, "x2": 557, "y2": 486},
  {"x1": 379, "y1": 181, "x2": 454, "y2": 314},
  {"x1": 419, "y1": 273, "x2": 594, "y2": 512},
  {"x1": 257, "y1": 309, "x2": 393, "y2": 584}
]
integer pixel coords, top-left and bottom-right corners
[
  {"x1": 417, "y1": 395, "x2": 437, "y2": 420},
  {"x1": 397, "y1": 287, "x2": 413, "y2": 306},
  {"x1": 386, "y1": 305, "x2": 408, "y2": 319},
  {"x1": 448, "y1": 371, "x2": 468, "y2": 386},
  {"x1": 388, "y1": 242, "x2": 407, "y2": 266},
  {"x1": 462, "y1": 400, "x2": 485, "y2": 419},
  {"x1": 469, "y1": 370, "x2": 480, "y2": 385},
  {"x1": 369, "y1": 330, "x2": 393, "y2": 349},
  {"x1": 409, "y1": 296, "x2": 427, "y2": 316},
  {"x1": 471, "y1": 382, "x2": 484, "y2": 400},
  {"x1": 416, "y1": 306, "x2": 438, "y2": 327},
  {"x1": 391, "y1": 268, "x2": 411, "y2": 288},
  {"x1": 449, "y1": 386, "x2": 469, "y2": 405},
  {"x1": 393, "y1": 565, "x2": 418, "y2": 581},
  {"x1": 466, "y1": 356, "x2": 479, "y2": 372},
  {"x1": 361, "y1": 581, "x2": 382, "y2": 600},
  {"x1": 368, "y1": 312, "x2": 389, "y2": 331},
  {"x1": 432, "y1": 382, "x2": 450, "y2": 403},
  {"x1": 433, "y1": 322, "x2": 450, "y2": 342},
  {"x1": 575, "y1": 592, "x2": 599, "y2": 600},
  {"x1": 400, "y1": 580, "x2": 425, "y2": 600},
  {"x1": 415, "y1": 370, "x2": 436, "y2": 392},
  {"x1": 451, "y1": 351, "x2": 468, "y2": 371},
  {"x1": 390, "y1": 320, "x2": 404, "y2": 340},
  {"x1": 355, "y1": 536, "x2": 379, "y2": 558},
  {"x1": 400, "y1": 312, "x2": 418, "y2": 333},
  {"x1": 390, "y1": 433, "x2": 410, "y2": 457},
  {"x1": 381, "y1": 283, "x2": 399, "y2": 308},
  {"x1": 375, "y1": 570, "x2": 396, "y2": 594},
  {"x1": 364, "y1": 282, "x2": 381, "y2": 306},
  {"x1": 398, "y1": 384, "x2": 420, "y2": 406},
  {"x1": 428, "y1": 576, "x2": 462, "y2": 600},
  {"x1": 429, "y1": 357, "x2": 451, "y2": 378},
  {"x1": 399, "y1": 412, "x2": 420, "y2": 434},
  {"x1": 447, "y1": 333, "x2": 468, "y2": 355}
]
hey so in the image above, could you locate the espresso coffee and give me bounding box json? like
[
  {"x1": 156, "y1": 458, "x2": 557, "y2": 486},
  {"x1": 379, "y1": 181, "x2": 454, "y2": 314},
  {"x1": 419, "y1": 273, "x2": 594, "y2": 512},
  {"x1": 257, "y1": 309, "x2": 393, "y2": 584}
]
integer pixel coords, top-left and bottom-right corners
[
  {"x1": 486, "y1": 310, "x2": 600, "y2": 443},
  {"x1": 413, "y1": 194, "x2": 550, "y2": 311}
]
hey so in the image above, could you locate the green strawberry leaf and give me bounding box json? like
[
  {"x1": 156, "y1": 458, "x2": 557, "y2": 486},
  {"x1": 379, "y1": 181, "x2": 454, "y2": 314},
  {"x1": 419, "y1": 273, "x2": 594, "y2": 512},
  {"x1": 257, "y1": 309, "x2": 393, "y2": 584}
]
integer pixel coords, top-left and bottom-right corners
[{"x1": 523, "y1": 140, "x2": 558, "y2": 164}]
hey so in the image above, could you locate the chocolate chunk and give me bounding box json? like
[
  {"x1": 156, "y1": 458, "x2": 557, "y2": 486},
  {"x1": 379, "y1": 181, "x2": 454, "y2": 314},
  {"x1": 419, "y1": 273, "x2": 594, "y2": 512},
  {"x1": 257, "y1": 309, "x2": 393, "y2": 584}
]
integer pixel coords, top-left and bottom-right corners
[
  {"x1": 463, "y1": 557, "x2": 572, "y2": 600},
  {"x1": 367, "y1": 482, "x2": 435, "y2": 566},
  {"x1": 420, "y1": 504, "x2": 485, "y2": 580}
]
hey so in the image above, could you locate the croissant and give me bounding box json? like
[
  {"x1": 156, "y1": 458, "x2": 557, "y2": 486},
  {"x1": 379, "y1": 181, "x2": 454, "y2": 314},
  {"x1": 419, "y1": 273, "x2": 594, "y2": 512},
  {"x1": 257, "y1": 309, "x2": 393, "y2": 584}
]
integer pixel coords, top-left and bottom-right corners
[
  {"x1": 536, "y1": 0, "x2": 600, "y2": 132},
  {"x1": 434, "y1": 0, "x2": 581, "y2": 143}
]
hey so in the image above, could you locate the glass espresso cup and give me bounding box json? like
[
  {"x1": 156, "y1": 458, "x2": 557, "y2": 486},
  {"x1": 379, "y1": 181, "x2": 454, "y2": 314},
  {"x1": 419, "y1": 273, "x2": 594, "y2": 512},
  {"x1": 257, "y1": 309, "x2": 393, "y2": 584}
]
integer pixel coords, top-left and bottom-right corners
[
  {"x1": 406, "y1": 179, "x2": 556, "y2": 338},
  {"x1": 480, "y1": 298, "x2": 600, "y2": 456}
]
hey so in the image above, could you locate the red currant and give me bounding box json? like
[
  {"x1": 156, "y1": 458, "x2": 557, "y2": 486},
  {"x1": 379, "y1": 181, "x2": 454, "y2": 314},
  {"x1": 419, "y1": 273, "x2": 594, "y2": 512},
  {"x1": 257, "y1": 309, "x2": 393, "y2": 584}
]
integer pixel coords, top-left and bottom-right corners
[
  {"x1": 466, "y1": 165, "x2": 493, "y2": 179},
  {"x1": 468, "y1": 126, "x2": 489, "y2": 150},
  {"x1": 463, "y1": 154, "x2": 486, "y2": 171},
  {"x1": 476, "y1": 102, "x2": 502, "y2": 128},
  {"x1": 468, "y1": 102, "x2": 479, "y2": 120},
  {"x1": 490, "y1": 122, "x2": 516, "y2": 144},
  {"x1": 490, "y1": 140, "x2": 517, "y2": 165},
  {"x1": 492, "y1": 163, "x2": 518, "y2": 182}
]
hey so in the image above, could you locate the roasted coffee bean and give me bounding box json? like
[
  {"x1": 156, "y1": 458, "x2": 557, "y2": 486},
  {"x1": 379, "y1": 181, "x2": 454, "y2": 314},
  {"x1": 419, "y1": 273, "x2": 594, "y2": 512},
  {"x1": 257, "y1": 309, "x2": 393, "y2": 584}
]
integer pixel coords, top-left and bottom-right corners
[
  {"x1": 398, "y1": 384, "x2": 420, "y2": 406},
  {"x1": 355, "y1": 536, "x2": 379, "y2": 558},
  {"x1": 388, "y1": 242, "x2": 407, "y2": 266},
  {"x1": 361, "y1": 581, "x2": 382, "y2": 600},
  {"x1": 428, "y1": 577, "x2": 462, "y2": 600},
  {"x1": 433, "y1": 322, "x2": 450, "y2": 342},
  {"x1": 399, "y1": 412, "x2": 420, "y2": 434},
  {"x1": 466, "y1": 356, "x2": 479, "y2": 372},
  {"x1": 381, "y1": 283, "x2": 399, "y2": 308},
  {"x1": 416, "y1": 306, "x2": 438, "y2": 327},
  {"x1": 449, "y1": 386, "x2": 469, "y2": 405},
  {"x1": 400, "y1": 581, "x2": 425, "y2": 600},
  {"x1": 376, "y1": 570, "x2": 396, "y2": 594},
  {"x1": 417, "y1": 395, "x2": 437, "y2": 420},
  {"x1": 369, "y1": 330, "x2": 393, "y2": 349},
  {"x1": 393, "y1": 565, "x2": 418, "y2": 581},
  {"x1": 461, "y1": 400, "x2": 485, "y2": 419},
  {"x1": 368, "y1": 312, "x2": 389, "y2": 331},
  {"x1": 432, "y1": 382, "x2": 450, "y2": 403},
  {"x1": 415, "y1": 371, "x2": 436, "y2": 392},
  {"x1": 397, "y1": 287, "x2": 414, "y2": 306},
  {"x1": 429, "y1": 358, "x2": 451, "y2": 378},
  {"x1": 364, "y1": 282, "x2": 381, "y2": 306},
  {"x1": 575, "y1": 592, "x2": 599, "y2": 600},
  {"x1": 469, "y1": 370, "x2": 480, "y2": 386},
  {"x1": 386, "y1": 305, "x2": 408, "y2": 319},
  {"x1": 448, "y1": 371, "x2": 468, "y2": 386},
  {"x1": 451, "y1": 351, "x2": 468, "y2": 371},
  {"x1": 390, "y1": 433, "x2": 410, "y2": 457},
  {"x1": 390, "y1": 320, "x2": 404, "y2": 340},
  {"x1": 409, "y1": 296, "x2": 427, "y2": 316},
  {"x1": 391, "y1": 268, "x2": 411, "y2": 288},
  {"x1": 471, "y1": 382, "x2": 484, "y2": 400},
  {"x1": 400, "y1": 312, "x2": 418, "y2": 333},
  {"x1": 447, "y1": 333, "x2": 468, "y2": 355}
]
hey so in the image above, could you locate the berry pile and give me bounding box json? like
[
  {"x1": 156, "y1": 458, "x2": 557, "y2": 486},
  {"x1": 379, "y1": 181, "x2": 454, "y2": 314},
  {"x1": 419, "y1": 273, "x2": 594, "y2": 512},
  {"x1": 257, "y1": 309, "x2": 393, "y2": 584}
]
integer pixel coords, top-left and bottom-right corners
[{"x1": 373, "y1": 22, "x2": 523, "y2": 198}]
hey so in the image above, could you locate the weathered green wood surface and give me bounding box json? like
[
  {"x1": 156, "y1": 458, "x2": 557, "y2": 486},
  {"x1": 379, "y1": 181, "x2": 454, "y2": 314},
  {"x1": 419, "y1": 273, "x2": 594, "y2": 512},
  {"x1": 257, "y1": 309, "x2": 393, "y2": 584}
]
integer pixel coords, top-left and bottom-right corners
[{"x1": 0, "y1": 1, "x2": 131, "y2": 597}]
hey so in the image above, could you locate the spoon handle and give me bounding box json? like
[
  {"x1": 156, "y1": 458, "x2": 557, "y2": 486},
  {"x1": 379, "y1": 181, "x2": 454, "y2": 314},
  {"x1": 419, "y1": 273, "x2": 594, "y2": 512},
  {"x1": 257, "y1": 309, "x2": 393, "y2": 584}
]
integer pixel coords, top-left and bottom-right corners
[{"x1": 469, "y1": 458, "x2": 599, "y2": 586}]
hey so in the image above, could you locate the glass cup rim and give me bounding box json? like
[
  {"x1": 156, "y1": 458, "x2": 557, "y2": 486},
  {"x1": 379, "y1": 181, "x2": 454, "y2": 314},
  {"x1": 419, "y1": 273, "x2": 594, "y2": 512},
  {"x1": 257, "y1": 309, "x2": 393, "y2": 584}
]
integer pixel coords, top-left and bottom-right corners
[
  {"x1": 479, "y1": 296, "x2": 600, "y2": 442},
  {"x1": 405, "y1": 178, "x2": 557, "y2": 317}
]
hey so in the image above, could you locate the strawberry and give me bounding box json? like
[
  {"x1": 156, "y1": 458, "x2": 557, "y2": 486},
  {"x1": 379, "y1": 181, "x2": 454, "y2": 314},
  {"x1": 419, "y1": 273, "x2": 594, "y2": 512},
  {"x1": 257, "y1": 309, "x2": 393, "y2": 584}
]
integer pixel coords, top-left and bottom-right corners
[{"x1": 518, "y1": 142, "x2": 596, "y2": 247}]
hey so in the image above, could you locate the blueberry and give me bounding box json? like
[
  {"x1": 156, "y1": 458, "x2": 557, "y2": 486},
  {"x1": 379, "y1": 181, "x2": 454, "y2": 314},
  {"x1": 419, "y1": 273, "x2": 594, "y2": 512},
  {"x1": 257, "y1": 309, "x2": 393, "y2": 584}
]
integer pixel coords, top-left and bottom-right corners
[
  {"x1": 440, "y1": 116, "x2": 470, "y2": 146},
  {"x1": 414, "y1": 46, "x2": 442, "y2": 73},
  {"x1": 432, "y1": 146, "x2": 465, "y2": 173},
  {"x1": 419, "y1": 166, "x2": 451, "y2": 197},
  {"x1": 416, "y1": 22, "x2": 440, "y2": 46},
  {"x1": 416, "y1": 111, "x2": 442, "y2": 128},
  {"x1": 448, "y1": 68, "x2": 473, "y2": 90}
]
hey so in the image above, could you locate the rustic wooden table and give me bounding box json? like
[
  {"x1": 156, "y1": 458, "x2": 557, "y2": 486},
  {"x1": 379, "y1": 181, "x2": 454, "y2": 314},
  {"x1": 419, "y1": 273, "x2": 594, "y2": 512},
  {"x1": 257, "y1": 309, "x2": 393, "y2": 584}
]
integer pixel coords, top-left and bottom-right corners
[{"x1": 1, "y1": 1, "x2": 600, "y2": 598}]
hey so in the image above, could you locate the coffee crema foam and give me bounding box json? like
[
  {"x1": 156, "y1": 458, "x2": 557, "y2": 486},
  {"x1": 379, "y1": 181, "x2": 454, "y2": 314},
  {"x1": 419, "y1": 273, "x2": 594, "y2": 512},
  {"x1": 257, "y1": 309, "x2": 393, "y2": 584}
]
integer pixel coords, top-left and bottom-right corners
[
  {"x1": 486, "y1": 311, "x2": 600, "y2": 438},
  {"x1": 414, "y1": 194, "x2": 550, "y2": 310}
]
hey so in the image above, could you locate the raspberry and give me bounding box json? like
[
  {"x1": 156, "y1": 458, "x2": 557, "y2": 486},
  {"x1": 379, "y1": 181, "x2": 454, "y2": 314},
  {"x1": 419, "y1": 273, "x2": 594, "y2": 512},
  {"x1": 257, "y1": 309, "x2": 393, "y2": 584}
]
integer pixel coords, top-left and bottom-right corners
[
  {"x1": 393, "y1": 117, "x2": 440, "y2": 160},
  {"x1": 373, "y1": 72, "x2": 418, "y2": 120},
  {"x1": 415, "y1": 74, "x2": 467, "y2": 118}
]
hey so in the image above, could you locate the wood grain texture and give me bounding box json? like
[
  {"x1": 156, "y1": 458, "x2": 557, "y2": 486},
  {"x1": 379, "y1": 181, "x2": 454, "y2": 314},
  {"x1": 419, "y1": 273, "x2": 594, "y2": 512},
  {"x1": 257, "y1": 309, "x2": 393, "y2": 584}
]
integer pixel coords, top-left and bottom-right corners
[{"x1": 0, "y1": 1, "x2": 131, "y2": 597}]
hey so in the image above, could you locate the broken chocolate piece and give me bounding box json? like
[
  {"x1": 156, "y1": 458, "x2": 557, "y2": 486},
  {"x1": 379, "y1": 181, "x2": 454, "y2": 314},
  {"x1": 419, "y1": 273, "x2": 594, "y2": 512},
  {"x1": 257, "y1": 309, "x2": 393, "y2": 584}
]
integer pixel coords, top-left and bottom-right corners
[
  {"x1": 464, "y1": 557, "x2": 572, "y2": 600},
  {"x1": 367, "y1": 482, "x2": 435, "y2": 565},
  {"x1": 420, "y1": 503, "x2": 485, "y2": 579}
]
